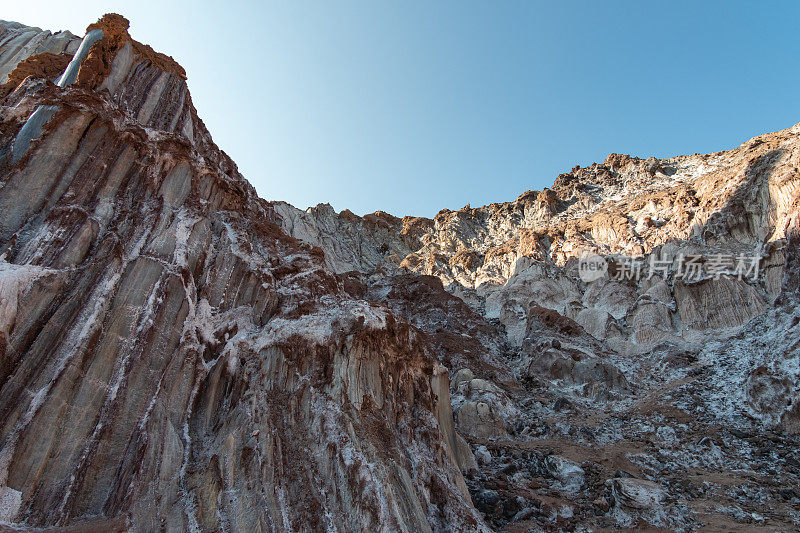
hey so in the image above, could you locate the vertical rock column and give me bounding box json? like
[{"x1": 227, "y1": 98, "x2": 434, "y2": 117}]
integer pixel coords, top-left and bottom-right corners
[{"x1": 9, "y1": 28, "x2": 103, "y2": 164}]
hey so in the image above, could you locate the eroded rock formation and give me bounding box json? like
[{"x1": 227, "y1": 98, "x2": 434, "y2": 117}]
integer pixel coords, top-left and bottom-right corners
[
  {"x1": 0, "y1": 15, "x2": 482, "y2": 532},
  {"x1": 273, "y1": 86, "x2": 800, "y2": 532},
  {"x1": 1, "y1": 13, "x2": 799, "y2": 532}
]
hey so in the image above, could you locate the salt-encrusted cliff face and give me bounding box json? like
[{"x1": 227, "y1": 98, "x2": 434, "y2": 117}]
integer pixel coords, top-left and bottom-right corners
[
  {"x1": 2, "y1": 12, "x2": 800, "y2": 533},
  {"x1": 277, "y1": 100, "x2": 800, "y2": 528},
  {"x1": 279, "y1": 124, "x2": 800, "y2": 381},
  {"x1": 0, "y1": 15, "x2": 483, "y2": 532}
]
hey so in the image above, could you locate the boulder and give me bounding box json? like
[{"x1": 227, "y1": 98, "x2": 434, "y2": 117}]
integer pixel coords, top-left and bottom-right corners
[
  {"x1": 612, "y1": 478, "x2": 667, "y2": 510},
  {"x1": 455, "y1": 400, "x2": 508, "y2": 440},
  {"x1": 545, "y1": 455, "x2": 585, "y2": 494}
]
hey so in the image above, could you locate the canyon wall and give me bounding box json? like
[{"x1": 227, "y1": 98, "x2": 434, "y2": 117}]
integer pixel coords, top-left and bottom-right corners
[
  {"x1": 275, "y1": 84, "x2": 800, "y2": 531},
  {"x1": 0, "y1": 15, "x2": 482, "y2": 532},
  {"x1": 1, "y1": 13, "x2": 799, "y2": 532}
]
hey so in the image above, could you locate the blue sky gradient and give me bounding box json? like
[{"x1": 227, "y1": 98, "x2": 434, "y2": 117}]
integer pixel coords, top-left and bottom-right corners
[{"x1": 6, "y1": 1, "x2": 800, "y2": 216}]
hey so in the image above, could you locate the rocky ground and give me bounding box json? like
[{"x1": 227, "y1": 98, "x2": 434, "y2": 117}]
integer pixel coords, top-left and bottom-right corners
[{"x1": 0, "y1": 13, "x2": 799, "y2": 533}]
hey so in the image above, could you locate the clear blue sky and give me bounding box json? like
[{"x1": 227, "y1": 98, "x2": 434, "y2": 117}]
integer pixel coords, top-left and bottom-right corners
[{"x1": 6, "y1": 2, "x2": 800, "y2": 217}]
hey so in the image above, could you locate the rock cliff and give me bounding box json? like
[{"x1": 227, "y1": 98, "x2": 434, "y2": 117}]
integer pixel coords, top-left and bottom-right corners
[
  {"x1": 1, "y1": 13, "x2": 799, "y2": 532},
  {"x1": 0, "y1": 15, "x2": 482, "y2": 532},
  {"x1": 279, "y1": 127, "x2": 800, "y2": 530}
]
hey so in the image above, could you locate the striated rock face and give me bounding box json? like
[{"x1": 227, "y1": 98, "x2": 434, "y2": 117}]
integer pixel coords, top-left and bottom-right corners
[
  {"x1": 2, "y1": 12, "x2": 800, "y2": 532},
  {"x1": 0, "y1": 15, "x2": 483, "y2": 532}
]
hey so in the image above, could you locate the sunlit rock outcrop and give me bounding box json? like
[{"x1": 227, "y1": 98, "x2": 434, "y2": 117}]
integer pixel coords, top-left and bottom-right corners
[
  {"x1": 279, "y1": 105, "x2": 800, "y2": 529},
  {"x1": 2, "y1": 11, "x2": 800, "y2": 532}
]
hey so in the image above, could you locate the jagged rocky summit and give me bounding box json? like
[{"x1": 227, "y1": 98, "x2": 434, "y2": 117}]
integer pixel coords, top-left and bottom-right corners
[{"x1": 0, "y1": 13, "x2": 799, "y2": 533}]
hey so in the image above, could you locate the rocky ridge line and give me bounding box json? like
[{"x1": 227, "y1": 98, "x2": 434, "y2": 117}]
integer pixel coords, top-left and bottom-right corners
[{"x1": 276, "y1": 94, "x2": 800, "y2": 530}]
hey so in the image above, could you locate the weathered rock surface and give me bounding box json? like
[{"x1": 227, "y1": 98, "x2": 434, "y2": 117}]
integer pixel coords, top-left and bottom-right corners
[
  {"x1": 2, "y1": 11, "x2": 800, "y2": 533},
  {"x1": 0, "y1": 15, "x2": 483, "y2": 532},
  {"x1": 276, "y1": 92, "x2": 800, "y2": 531}
]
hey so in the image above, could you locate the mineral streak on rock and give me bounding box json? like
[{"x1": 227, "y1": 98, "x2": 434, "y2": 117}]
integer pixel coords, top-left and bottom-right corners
[{"x1": 1, "y1": 11, "x2": 800, "y2": 533}]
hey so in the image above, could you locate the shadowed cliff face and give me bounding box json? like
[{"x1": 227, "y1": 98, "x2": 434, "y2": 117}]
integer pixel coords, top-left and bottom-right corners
[
  {"x1": 2, "y1": 12, "x2": 800, "y2": 533},
  {"x1": 0, "y1": 15, "x2": 484, "y2": 532}
]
